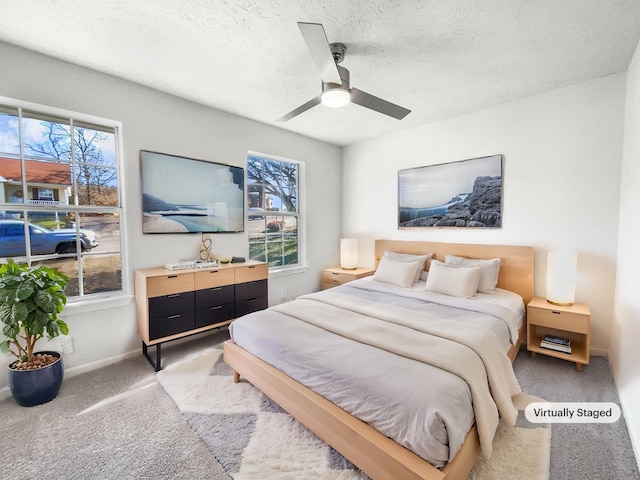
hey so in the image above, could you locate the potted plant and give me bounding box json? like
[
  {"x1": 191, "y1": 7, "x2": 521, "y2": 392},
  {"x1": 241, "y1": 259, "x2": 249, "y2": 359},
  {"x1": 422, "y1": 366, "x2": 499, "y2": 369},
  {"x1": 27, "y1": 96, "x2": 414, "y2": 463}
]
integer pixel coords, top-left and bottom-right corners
[{"x1": 0, "y1": 259, "x2": 69, "y2": 406}]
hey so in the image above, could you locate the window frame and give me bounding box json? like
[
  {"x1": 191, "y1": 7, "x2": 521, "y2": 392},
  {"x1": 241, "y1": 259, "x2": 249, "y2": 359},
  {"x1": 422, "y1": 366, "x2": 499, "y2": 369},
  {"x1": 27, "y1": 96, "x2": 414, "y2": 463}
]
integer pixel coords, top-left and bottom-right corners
[
  {"x1": 0, "y1": 96, "x2": 129, "y2": 304},
  {"x1": 247, "y1": 150, "x2": 306, "y2": 275}
]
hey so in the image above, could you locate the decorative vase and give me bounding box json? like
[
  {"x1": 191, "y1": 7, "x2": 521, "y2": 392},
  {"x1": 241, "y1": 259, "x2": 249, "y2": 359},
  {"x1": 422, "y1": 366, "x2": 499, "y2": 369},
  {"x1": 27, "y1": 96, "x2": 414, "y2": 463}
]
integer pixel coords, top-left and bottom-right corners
[{"x1": 7, "y1": 351, "x2": 64, "y2": 407}]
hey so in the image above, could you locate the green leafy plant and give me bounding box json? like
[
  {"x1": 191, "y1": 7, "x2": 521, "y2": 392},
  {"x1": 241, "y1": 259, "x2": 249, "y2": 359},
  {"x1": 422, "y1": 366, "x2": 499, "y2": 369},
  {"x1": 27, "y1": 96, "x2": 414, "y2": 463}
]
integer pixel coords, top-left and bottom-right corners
[{"x1": 0, "y1": 260, "x2": 69, "y2": 366}]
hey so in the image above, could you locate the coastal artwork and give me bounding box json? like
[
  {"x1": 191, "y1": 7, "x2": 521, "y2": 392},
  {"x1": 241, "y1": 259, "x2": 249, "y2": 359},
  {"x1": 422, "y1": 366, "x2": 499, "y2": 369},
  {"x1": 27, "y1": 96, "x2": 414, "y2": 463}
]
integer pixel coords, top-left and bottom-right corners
[
  {"x1": 140, "y1": 151, "x2": 245, "y2": 234},
  {"x1": 398, "y1": 154, "x2": 503, "y2": 228}
]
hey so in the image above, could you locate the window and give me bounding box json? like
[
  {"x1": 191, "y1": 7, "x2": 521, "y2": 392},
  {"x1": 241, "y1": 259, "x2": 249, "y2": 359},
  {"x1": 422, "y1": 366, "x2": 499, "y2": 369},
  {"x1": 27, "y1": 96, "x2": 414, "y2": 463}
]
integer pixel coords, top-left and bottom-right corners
[
  {"x1": 37, "y1": 188, "x2": 54, "y2": 201},
  {"x1": 247, "y1": 152, "x2": 302, "y2": 269},
  {"x1": 0, "y1": 98, "x2": 124, "y2": 299}
]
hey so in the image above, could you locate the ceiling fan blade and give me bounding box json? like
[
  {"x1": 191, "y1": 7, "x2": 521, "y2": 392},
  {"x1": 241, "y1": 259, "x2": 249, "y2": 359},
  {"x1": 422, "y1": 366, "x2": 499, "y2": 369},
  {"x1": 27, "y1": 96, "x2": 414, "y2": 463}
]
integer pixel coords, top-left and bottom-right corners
[
  {"x1": 298, "y1": 22, "x2": 342, "y2": 85},
  {"x1": 350, "y1": 88, "x2": 411, "y2": 120},
  {"x1": 277, "y1": 96, "x2": 322, "y2": 122}
]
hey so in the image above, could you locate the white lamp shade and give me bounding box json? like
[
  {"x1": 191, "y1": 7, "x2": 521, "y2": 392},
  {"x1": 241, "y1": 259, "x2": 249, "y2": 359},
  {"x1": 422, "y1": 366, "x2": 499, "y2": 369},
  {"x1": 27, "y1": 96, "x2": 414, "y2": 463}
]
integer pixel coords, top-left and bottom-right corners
[
  {"x1": 340, "y1": 238, "x2": 358, "y2": 270},
  {"x1": 546, "y1": 251, "x2": 577, "y2": 305}
]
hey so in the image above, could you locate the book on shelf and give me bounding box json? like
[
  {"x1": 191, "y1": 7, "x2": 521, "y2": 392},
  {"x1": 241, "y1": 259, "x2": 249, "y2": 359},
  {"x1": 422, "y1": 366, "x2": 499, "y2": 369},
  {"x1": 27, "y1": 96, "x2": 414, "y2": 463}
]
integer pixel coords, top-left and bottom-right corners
[
  {"x1": 542, "y1": 334, "x2": 571, "y2": 346},
  {"x1": 540, "y1": 339, "x2": 572, "y2": 354}
]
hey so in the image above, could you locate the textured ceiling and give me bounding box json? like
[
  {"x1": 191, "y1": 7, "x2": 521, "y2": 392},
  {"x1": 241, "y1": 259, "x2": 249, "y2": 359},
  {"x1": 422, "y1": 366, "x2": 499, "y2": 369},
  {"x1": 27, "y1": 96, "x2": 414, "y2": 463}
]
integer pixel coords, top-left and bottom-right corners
[{"x1": 1, "y1": 1, "x2": 639, "y2": 146}]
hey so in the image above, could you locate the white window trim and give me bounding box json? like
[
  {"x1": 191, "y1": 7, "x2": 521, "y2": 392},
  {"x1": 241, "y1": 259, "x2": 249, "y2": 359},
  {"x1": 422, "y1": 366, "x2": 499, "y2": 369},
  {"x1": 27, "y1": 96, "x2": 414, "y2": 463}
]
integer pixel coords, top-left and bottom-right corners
[
  {"x1": 0, "y1": 95, "x2": 130, "y2": 307},
  {"x1": 247, "y1": 150, "x2": 306, "y2": 270}
]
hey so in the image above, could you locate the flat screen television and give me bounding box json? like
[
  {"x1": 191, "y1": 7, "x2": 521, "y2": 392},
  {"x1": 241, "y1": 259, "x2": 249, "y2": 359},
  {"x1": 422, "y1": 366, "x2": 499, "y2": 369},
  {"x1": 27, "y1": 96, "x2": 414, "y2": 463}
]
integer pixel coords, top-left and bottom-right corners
[{"x1": 140, "y1": 150, "x2": 244, "y2": 234}]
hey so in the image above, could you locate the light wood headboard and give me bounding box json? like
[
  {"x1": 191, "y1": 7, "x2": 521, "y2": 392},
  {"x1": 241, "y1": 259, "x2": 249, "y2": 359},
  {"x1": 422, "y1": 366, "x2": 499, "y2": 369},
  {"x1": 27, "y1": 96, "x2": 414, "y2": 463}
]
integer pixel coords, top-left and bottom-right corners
[{"x1": 375, "y1": 240, "x2": 534, "y2": 304}]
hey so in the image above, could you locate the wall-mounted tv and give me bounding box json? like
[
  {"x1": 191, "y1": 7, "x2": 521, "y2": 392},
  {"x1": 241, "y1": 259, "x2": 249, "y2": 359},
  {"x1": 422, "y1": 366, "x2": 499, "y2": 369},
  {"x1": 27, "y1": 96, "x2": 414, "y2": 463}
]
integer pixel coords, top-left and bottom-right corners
[{"x1": 140, "y1": 150, "x2": 244, "y2": 234}]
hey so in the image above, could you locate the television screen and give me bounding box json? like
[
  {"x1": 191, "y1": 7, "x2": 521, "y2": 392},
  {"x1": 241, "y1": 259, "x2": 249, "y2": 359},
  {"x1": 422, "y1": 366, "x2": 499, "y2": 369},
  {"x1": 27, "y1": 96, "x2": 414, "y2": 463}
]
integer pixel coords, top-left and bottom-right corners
[{"x1": 140, "y1": 150, "x2": 244, "y2": 234}]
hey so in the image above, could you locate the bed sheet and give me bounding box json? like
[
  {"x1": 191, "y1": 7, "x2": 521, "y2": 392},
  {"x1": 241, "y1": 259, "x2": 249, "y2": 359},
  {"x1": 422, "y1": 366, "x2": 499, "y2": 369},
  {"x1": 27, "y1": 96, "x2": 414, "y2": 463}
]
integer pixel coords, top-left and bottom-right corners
[{"x1": 229, "y1": 279, "x2": 524, "y2": 467}]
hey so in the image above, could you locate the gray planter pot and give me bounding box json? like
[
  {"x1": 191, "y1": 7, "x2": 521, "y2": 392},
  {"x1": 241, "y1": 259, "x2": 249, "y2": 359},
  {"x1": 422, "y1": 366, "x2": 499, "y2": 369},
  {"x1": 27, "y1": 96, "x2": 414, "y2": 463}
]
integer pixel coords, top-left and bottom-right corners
[{"x1": 8, "y1": 351, "x2": 64, "y2": 407}]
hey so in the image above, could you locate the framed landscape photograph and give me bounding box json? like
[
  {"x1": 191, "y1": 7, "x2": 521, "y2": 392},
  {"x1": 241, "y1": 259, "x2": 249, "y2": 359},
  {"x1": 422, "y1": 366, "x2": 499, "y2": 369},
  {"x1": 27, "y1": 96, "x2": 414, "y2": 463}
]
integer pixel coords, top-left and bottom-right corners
[{"x1": 398, "y1": 154, "x2": 503, "y2": 228}]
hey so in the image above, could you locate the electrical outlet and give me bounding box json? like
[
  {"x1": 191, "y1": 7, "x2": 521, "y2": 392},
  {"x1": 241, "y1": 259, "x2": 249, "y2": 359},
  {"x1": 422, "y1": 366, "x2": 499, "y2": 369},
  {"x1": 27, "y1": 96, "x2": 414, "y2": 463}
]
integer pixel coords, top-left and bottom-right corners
[{"x1": 280, "y1": 288, "x2": 287, "y2": 299}]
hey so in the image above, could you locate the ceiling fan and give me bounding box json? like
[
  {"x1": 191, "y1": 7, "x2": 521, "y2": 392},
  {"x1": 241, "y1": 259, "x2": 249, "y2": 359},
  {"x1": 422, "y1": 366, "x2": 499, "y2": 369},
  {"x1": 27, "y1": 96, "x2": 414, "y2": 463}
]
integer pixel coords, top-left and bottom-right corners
[{"x1": 278, "y1": 22, "x2": 411, "y2": 122}]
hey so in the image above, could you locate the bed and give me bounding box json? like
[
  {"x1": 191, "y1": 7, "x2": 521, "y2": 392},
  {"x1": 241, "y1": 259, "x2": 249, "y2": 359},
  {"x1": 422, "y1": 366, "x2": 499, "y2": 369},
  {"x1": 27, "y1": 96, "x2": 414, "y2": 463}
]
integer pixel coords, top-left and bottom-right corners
[{"x1": 223, "y1": 240, "x2": 534, "y2": 480}]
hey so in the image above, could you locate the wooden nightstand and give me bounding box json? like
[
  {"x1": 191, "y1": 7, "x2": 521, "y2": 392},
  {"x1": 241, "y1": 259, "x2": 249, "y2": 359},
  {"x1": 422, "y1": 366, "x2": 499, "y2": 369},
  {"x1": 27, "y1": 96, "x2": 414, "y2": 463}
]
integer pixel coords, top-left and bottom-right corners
[
  {"x1": 321, "y1": 266, "x2": 375, "y2": 290},
  {"x1": 527, "y1": 296, "x2": 590, "y2": 372}
]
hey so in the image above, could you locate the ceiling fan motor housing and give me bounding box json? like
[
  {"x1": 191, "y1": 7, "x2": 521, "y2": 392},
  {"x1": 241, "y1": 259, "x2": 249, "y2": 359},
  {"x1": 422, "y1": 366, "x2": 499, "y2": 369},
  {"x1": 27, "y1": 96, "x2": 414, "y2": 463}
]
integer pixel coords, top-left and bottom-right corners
[
  {"x1": 322, "y1": 65, "x2": 350, "y2": 91},
  {"x1": 330, "y1": 42, "x2": 346, "y2": 64}
]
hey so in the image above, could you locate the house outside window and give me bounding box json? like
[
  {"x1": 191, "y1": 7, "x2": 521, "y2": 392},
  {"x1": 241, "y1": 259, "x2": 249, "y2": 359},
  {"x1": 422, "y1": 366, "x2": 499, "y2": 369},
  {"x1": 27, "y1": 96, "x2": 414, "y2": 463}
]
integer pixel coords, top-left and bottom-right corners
[
  {"x1": 247, "y1": 152, "x2": 303, "y2": 270},
  {"x1": 0, "y1": 98, "x2": 124, "y2": 299}
]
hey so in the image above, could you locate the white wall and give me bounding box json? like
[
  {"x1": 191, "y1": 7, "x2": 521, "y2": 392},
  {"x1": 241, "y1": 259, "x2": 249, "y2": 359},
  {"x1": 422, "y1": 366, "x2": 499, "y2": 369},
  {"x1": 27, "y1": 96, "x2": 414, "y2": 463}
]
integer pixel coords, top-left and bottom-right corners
[
  {"x1": 0, "y1": 42, "x2": 342, "y2": 387},
  {"x1": 342, "y1": 74, "x2": 626, "y2": 354},
  {"x1": 611, "y1": 37, "x2": 640, "y2": 465}
]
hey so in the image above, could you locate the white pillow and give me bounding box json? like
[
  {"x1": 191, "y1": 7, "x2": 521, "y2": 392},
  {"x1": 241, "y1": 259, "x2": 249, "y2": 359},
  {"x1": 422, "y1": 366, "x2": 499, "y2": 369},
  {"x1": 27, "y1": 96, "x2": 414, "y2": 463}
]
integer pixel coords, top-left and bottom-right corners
[
  {"x1": 425, "y1": 260, "x2": 480, "y2": 298},
  {"x1": 374, "y1": 257, "x2": 421, "y2": 288},
  {"x1": 444, "y1": 253, "x2": 501, "y2": 294},
  {"x1": 384, "y1": 251, "x2": 433, "y2": 283}
]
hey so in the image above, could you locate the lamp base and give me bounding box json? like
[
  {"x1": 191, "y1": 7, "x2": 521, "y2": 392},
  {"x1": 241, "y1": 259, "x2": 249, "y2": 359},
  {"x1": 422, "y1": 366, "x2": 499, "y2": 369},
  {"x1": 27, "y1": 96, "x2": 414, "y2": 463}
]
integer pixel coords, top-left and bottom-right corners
[
  {"x1": 546, "y1": 298, "x2": 573, "y2": 307},
  {"x1": 341, "y1": 266, "x2": 357, "y2": 270}
]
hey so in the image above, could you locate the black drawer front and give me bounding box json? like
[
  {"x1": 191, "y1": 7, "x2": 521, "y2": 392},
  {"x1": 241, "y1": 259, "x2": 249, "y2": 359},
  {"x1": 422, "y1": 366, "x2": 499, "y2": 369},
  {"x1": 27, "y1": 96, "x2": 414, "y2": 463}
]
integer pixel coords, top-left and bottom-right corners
[
  {"x1": 235, "y1": 279, "x2": 268, "y2": 302},
  {"x1": 149, "y1": 311, "x2": 195, "y2": 340},
  {"x1": 195, "y1": 285, "x2": 234, "y2": 309},
  {"x1": 195, "y1": 303, "x2": 235, "y2": 328},
  {"x1": 149, "y1": 291, "x2": 194, "y2": 318},
  {"x1": 236, "y1": 296, "x2": 268, "y2": 317}
]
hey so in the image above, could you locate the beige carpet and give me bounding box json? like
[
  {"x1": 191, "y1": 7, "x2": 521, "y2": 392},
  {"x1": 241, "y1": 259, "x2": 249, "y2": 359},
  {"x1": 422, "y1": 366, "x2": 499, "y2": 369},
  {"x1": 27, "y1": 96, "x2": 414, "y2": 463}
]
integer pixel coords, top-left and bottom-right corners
[{"x1": 157, "y1": 348, "x2": 550, "y2": 480}]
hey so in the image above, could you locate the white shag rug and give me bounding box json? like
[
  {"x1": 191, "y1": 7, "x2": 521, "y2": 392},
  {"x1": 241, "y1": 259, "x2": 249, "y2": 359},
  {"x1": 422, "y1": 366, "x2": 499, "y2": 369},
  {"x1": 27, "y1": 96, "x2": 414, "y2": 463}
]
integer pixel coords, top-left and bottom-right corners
[{"x1": 157, "y1": 348, "x2": 550, "y2": 480}]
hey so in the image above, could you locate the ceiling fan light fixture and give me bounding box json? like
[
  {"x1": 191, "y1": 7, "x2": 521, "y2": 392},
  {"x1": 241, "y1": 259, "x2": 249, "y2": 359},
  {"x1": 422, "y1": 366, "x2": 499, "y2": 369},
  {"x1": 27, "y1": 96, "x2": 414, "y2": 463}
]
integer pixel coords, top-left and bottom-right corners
[{"x1": 321, "y1": 86, "x2": 350, "y2": 108}]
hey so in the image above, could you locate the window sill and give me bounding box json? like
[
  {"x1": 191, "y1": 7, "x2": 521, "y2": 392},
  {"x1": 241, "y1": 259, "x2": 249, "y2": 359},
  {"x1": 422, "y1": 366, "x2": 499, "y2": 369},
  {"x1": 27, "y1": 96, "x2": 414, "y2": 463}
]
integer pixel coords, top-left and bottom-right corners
[
  {"x1": 268, "y1": 265, "x2": 309, "y2": 278},
  {"x1": 63, "y1": 293, "x2": 134, "y2": 316}
]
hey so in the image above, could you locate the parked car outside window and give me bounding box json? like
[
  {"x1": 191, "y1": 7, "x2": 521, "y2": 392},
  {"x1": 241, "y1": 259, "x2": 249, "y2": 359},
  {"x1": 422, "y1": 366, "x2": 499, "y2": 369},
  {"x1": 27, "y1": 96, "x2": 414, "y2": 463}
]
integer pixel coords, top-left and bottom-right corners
[{"x1": 0, "y1": 220, "x2": 98, "y2": 258}]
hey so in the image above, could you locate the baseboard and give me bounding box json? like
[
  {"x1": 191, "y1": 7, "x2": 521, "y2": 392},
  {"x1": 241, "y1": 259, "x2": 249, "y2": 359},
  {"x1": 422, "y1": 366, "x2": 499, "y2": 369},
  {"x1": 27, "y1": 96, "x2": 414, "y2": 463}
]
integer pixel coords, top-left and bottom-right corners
[
  {"x1": 0, "y1": 349, "x2": 140, "y2": 402},
  {"x1": 63, "y1": 349, "x2": 140, "y2": 379},
  {"x1": 619, "y1": 391, "x2": 640, "y2": 472},
  {"x1": 590, "y1": 347, "x2": 609, "y2": 358},
  {"x1": 0, "y1": 386, "x2": 10, "y2": 400}
]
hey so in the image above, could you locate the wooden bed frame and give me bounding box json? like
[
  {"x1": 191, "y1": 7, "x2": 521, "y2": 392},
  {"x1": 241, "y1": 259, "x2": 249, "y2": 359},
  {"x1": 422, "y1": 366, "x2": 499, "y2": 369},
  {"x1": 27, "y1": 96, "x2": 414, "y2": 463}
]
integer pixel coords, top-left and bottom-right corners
[{"x1": 224, "y1": 240, "x2": 534, "y2": 480}]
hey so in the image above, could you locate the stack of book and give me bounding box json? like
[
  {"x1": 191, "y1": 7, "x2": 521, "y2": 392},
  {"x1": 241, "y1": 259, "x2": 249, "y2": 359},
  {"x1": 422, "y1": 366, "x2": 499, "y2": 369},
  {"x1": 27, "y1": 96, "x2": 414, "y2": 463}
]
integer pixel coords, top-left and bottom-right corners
[{"x1": 540, "y1": 334, "x2": 572, "y2": 354}]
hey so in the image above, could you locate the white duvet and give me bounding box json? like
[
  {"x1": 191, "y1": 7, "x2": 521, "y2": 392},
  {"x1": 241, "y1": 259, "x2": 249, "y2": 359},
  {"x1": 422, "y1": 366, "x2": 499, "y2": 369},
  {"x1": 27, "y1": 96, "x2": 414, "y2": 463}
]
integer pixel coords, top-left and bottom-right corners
[{"x1": 229, "y1": 278, "x2": 524, "y2": 468}]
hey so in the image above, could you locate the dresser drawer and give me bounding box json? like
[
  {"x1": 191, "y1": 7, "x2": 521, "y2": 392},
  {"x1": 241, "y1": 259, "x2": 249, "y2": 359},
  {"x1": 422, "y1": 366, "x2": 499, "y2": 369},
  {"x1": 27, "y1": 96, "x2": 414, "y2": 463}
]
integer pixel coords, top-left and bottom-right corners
[
  {"x1": 148, "y1": 291, "x2": 194, "y2": 318},
  {"x1": 195, "y1": 284, "x2": 234, "y2": 309},
  {"x1": 147, "y1": 273, "x2": 194, "y2": 297},
  {"x1": 528, "y1": 307, "x2": 589, "y2": 334},
  {"x1": 149, "y1": 311, "x2": 195, "y2": 340},
  {"x1": 236, "y1": 296, "x2": 268, "y2": 317},
  {"x1": 235, "y1": 279, "x2": 268, "y2": 302},
  {"x1": 194, "y1": 268, "x2": 235, "y2": 289},
  {"x1": 234, "y1": 264, "x2": 268, "y2": 283},
  {"x1": 195, "y1": 303, "x2": 235, "y2": 328}
]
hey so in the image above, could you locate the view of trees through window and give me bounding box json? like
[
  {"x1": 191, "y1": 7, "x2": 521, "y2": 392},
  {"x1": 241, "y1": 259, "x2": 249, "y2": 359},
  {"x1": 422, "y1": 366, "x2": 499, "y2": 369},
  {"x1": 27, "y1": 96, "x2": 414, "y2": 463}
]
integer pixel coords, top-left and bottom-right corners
[
  {"x1": 0, "y1": 102, "x2": 123, "y2": 298},
  {"x1": 247, "y1": 153, "x2": 300, "y2": 268}
]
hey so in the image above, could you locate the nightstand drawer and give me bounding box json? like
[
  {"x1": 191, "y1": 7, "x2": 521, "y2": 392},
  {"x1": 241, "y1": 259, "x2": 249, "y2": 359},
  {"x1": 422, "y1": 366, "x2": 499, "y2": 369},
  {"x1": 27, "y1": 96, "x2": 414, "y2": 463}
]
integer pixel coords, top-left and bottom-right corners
[
  {"x1": 322, "y1": 270, "x2": 355, "y2": 286},
  {"x1": 528, "y1": 307, "x2": 589, "y2": 333}
]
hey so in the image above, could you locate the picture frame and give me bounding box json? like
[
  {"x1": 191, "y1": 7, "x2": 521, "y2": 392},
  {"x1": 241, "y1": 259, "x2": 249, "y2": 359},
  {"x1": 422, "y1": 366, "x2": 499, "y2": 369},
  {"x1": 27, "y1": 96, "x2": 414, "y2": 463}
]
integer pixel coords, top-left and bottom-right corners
[
  {"x1": 140, "y1": 150, "x2": 245, "y2": 234},
  {"x1": 398, "y1": 154, "x2": 503, "y2": 228}
]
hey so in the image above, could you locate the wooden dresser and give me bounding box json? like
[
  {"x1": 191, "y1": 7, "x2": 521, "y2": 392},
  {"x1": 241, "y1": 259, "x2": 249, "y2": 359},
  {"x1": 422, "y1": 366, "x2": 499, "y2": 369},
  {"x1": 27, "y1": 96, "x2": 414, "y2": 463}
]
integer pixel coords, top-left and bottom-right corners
[{"x1": 135, "y1": 261, "x2": 268, "y2": 370}]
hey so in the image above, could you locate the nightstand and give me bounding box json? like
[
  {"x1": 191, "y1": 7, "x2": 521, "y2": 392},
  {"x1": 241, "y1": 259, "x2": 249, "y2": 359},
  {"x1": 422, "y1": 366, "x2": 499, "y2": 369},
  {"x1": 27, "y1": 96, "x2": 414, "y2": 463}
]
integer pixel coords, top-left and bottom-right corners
[
  {"x1": 527, "y1": 296, "x2": 590, "y2": 372},
  {"x1": 321, "y1": 266, "x2": 375, "y2": 290}
]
